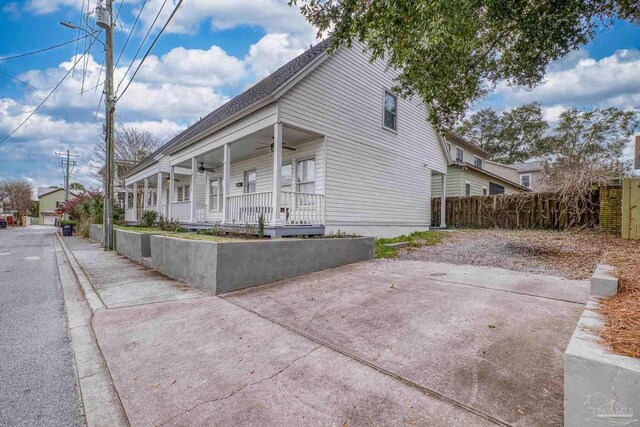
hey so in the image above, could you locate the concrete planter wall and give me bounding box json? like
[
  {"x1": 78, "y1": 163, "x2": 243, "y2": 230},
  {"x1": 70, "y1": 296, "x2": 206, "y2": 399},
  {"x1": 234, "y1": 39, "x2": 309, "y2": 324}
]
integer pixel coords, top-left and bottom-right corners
[
  {"x1": 564, "y1": 297, "x2": 640, "y2": 426},
  {"x1": 114, "y1": 229, "x2": 156, "y2": 263},
  {"x1": 150, "y1": 235, "x2": 375, "y2": 294},
  {"x1": 89, "y1": 224, "x2": 103, "y2": 244}
]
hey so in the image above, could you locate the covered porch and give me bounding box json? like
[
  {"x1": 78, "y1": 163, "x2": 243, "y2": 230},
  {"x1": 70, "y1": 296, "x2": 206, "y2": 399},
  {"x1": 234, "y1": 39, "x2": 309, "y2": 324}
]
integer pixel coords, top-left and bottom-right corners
[{"x1": 125, "y1": 121, "x2": 326, "y2": 236}]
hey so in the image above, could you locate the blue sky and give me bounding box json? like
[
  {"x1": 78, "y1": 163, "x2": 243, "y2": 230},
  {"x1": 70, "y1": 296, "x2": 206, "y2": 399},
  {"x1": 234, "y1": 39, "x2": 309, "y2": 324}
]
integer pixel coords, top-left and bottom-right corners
[{"x1": 1, "y1": 1, "x2": 639, "y2": 188}]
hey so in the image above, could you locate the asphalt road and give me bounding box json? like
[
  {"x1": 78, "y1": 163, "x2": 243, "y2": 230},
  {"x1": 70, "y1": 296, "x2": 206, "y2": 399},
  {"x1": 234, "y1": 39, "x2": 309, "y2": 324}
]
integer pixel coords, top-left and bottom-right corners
[{"x1": 0, "y1": 226, "x2": 84, "y2": 427}]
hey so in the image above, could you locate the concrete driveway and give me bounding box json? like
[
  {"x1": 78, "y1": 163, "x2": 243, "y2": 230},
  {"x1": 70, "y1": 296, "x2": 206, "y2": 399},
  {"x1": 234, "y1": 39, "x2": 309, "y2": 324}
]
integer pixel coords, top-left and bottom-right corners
[{"x1": 223, "y1": 260, "x2": 589, "y2": 426}]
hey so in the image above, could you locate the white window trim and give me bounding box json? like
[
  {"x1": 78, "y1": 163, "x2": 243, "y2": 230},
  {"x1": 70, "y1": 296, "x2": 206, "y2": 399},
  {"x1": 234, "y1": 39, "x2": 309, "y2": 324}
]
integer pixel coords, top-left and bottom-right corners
[
  {"x1": 208, "y1": 175, "x2": 222, "y2": 212},
  {"x1": 296, "y1": 157, "x2": 316, "y2": 193},
  {"x1": 464, "y1": 180, "x2": 471, "y2": 196},
  {"x1": 482, "y1": 186, "x2": 488, "y2": 196},
  {"x1": 382, "y1": 89, "x2": 398, "y2": 133},
  {"x1": 474, "y1": 156, "x2": 483, "y2": 168},
  {"x1": 456, "y1": 147, "x2": 464, "y2": 162},
  {"x1": 520, "y1": 173, "x2": 532, "y2": 188},
  {"x1": 244, "y1": 170, "x2": 257, "y2": 194}
]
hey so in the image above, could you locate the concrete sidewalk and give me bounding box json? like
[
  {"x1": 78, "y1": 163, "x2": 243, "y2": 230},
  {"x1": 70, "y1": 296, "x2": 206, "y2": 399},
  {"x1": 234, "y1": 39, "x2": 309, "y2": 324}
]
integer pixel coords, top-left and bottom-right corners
[{"x1": 62, "y1": 237, "x2": 499, "y2": 426}]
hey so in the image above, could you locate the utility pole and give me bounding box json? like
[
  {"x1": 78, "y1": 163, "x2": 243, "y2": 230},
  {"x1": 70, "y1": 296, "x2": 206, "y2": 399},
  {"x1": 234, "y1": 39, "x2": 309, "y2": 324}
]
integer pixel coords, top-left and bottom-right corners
[
  {"x1": 55, "y1": 150, "x2": 79, "y2": 201},
  {"x1": 97, "y1": 0, "x2": 115, "y2": 250}
]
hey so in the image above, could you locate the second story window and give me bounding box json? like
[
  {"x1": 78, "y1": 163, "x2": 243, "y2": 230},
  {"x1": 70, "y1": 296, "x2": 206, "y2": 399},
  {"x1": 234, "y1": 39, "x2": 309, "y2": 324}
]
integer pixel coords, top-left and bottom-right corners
[
  {"x1": 520, "y1": 174, "x2": 531, "y2": 188},
  {"x1": 383, "y1": 91, "x2": 397, "y2": 131},
  {"x1": 456, "y1": 147, "x2": 464, "y2": 162},
  {"x1": 474, "y1": 156, "x2": 483, "y2": 168}
]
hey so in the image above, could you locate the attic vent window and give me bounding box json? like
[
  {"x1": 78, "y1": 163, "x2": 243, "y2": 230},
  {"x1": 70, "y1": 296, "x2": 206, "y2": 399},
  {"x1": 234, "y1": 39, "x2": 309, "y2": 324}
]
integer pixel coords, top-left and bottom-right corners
[{"x1": 383, "y1": 90, "x2": 397, "y2": 131}]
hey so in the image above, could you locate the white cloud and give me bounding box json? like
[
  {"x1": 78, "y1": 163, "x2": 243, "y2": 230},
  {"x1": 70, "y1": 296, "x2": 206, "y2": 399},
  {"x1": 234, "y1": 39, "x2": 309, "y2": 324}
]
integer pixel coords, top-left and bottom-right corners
[
  {"x1": 244, "y1": 33, "x2": 306, "y2": 79},
  {"x1": 497, "y1": 49, "x2": 640, "y2": 110}
]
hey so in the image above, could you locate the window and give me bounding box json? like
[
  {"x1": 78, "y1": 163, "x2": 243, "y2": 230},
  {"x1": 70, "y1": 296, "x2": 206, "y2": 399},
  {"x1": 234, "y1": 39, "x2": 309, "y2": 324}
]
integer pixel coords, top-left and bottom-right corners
[
  {"x1": 147, "y1": 190, "x2": 153, "y2": 206},
  {"x1": 474, "y1": 156, "x2": 483, "y2": 169},
  {"x1": 281, "y1": 163, "x2": 292, "y2": 191},
  {"x1": 447, "y1": 143, "x2": 452, "y2": 153},
  {"x1": 152, "y1": 190, "x2": 157, "y2": 206},
  {"x1": 489, "y1": 182, "x2": 505, "y2": 195},
  {"x1": 127, "y1": 192, "x2": 133, "y2": 208},
  {"x1": 244, "y1": 170, "x2": 257, "y2": 193},
  {"x1": 177, "y1": 186, "x2": 184, "y2": 202},
  {"x1": 465, "y1": 182, "x2": 471, "y2": 196},
  {"x1": 383, "y1": 90, "x2": 397, "y2": 131},
  {"x1": 455, "y1": 147, "x2": 464, "y2": 162},
  {"x1": 184, "y1": 185, "x2": 191, "y2": 201},
  {"x1": 520, "y1": 174, "x2": 531, "y2": 188},
  {"x1": 296, "y1": 158, "x2": 316, "y2": 194},
  {"x1": 209, "y1": 178, "x2": 222, "y2": 212},
  {"x1": 482, "y1": 186, "x2": 488, "y2": 196}
]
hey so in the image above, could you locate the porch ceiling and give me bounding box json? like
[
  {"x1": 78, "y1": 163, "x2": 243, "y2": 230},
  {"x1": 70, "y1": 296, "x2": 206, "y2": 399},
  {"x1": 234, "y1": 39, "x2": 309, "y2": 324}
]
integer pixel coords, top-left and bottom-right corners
[{"x1": 173, "y1": 125, "x2": 322, "y2": 170}]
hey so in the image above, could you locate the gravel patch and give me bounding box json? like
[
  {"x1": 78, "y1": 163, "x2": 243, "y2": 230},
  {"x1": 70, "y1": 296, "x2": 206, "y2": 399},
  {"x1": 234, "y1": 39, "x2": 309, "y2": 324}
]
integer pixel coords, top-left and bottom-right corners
[{"x1": 397, "y1": 229, "x2": 620, "y2": 280}]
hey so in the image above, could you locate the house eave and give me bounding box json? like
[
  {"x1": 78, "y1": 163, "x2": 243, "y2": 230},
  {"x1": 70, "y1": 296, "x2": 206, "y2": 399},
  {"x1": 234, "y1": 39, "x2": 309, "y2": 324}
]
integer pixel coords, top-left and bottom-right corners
[{"x1": 452, "y1": 161, "x2": 531, "y2": 192}]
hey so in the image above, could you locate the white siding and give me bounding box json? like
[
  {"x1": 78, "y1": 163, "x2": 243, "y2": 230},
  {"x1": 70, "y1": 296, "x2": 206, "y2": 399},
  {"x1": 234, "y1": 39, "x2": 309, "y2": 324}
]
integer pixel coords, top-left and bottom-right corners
[
  {"x1": 278, "y1": 45, "x2": 447, "y2": 234},
  {"x1": 201, "y1": 139, "x2": 325, "y2": 223}
]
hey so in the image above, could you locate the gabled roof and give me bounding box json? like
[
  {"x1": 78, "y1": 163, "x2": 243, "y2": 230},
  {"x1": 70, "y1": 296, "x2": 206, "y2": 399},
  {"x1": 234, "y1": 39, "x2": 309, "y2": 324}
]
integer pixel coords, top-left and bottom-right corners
[
  {"x1": 37, "y1": 187, "x2": 78, "y2": 199},
  {"x1": 510, "y1": 160, "x2": 543, "y2": 172},
  {"x1": 126, "y1": 38, "x2": 333, "y2": 178},
  {"x1": 444, "y1": 131, "x2": 491, "y2": 158}
]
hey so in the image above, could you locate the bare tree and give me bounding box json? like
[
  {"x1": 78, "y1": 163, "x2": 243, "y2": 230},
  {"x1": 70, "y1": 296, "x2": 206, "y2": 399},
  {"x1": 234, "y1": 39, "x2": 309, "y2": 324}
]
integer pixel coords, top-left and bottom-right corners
[
  {"x1": 0, "y1": 180, "x2": 34, "y2": 221},
  {"x1": 91, "y1": 124, "x2": 161, "y2": 183}
]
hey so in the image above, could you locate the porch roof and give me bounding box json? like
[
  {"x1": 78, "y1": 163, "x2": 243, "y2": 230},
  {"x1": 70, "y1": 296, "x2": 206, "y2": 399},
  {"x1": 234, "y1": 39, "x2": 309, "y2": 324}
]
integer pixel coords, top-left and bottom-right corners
[{"x1": 125, "y1": 38, "x2": 332, "y2": 179}]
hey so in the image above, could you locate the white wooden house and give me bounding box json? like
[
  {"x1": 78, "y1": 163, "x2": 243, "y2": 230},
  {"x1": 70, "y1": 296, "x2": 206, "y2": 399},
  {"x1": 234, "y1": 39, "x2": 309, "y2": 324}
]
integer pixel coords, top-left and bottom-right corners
[{"x1": 124, "y1": 40, "x2": 450, "y2": 237}]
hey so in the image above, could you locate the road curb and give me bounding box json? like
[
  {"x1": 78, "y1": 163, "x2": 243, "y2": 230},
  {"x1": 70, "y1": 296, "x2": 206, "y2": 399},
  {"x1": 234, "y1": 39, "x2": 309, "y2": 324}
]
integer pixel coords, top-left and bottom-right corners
[{"x1": 54, "y1": 234, "x2": 129, "y2": 427}]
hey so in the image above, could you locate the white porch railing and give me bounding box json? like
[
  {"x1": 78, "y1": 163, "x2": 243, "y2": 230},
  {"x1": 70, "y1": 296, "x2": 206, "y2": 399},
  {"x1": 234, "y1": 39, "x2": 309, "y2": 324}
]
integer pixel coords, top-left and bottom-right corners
[
  {"x1": 227, "y1": 192, "x2": 324, "y2": 225},
  {"x1": 169, "y1": 202, "x2": 207, "y2": 223}
]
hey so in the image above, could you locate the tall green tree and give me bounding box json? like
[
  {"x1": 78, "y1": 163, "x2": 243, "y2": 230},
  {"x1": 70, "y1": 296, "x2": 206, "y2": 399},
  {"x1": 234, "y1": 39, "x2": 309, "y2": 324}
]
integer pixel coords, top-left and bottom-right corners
[
  {"x1": 456, "y1": 102, "x2": 549, "y2": 163},
  {"x1": 292, "y1": 1, "x2": 639, "y2": 129},
  {"x1": 544, "y1": 107, "x2": 639, "y2": 168}
]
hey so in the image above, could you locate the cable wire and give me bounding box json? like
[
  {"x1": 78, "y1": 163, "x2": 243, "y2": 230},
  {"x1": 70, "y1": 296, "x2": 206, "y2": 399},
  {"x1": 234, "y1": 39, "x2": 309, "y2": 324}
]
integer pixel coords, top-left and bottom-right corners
[
  {"x1": 0, "y1": 40, "x2": 97, "y2": 146},
  {"x1": 115, "y1": 0, "x2": 168, "y2": 94},
  {"x1": 117, "y1": 0, "x2": 183, "y2": 101},
  {"x1": 0, "y1": 69, "x2": 43, "y2": 92},
  {"x1": 0, "y1": 34, "x2": 92, "y2": 61},
  {"x1": 114, "y1": 0, "x2": 148, "y2": 68}
]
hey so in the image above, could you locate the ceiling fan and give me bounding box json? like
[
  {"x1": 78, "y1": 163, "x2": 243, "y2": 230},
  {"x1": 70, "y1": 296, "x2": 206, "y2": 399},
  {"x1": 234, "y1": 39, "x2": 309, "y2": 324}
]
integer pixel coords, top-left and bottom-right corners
[
  {"x1": 197, "y1": 162, "x2": 216, "y2": 174},
  {"x1": 256, "y1": 137, "x2": 296, "y2": 152}
]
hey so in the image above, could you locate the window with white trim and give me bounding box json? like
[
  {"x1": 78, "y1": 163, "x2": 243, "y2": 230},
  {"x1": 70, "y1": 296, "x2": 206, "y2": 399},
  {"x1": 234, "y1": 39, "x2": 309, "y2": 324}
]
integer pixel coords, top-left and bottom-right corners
[
  {"x1": 482, "y1": 186, "x2": 488, "y2": 196},
  {"x1": 177, "y1": 186, "x2": 184, "y2": 202},
  {"x1": 209, "y1": 177, "x2": 222, "y2": 212},
  {"x1": 184, "y1": 185, "x2": 191, "y2": 201},
  {"x1": 465, "y1": 181, "x2": 471, "y2": 196},
  {"x1": 520, "y1": 174, "x2": 531, "y2": 188},
  {"x1": 456, "y1": 147, "x2": 464, "y2": 162},
  {"x1": 474, "y1": 156, "x2": 483, "y2": 168},
  {"x1": 244, "y1": 170, "x2": 257, "y2": 194},
  {"x1": 281, "y1": 163, "x2": 292, "y2": 191},
  {"x1": 383, "y1": 90, "x2": 397, "y2": 131},
  {"x1": 296, "y1": 158, "x2": 316, "y2": 194}
]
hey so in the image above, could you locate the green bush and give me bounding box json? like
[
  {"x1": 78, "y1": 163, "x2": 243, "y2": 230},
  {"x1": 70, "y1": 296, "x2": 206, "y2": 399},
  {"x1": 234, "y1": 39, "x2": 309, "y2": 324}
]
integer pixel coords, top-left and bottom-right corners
[
  {"x1": 139, "y1": 210, "x2": 158, "y2": 227},
  {"x1": 157, "y1": 215, "x2": 182, "y2": 232}
]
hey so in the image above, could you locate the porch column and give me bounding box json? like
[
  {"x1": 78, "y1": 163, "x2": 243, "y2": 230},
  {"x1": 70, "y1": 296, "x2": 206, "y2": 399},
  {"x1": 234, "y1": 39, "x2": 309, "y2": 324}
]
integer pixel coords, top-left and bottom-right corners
[
  {"x1": 143, "y1": 178, "x2": 149, "y2": 211},
  {"x1": 270, "y1": 122, "x2": 283, "y2": 226},
  {"x1": 132, "y1": 182, "x2": 138, "y2": 222},
  {"x1": 440, "y1": 174, "x2": 446, "y2": 228},
  {"x1": 190, "y1": 157, "x2": 197, "y2": 223},
  {"x1": 124, "y1": 185, "x2": 129, "y2": 216},
  {"x1": 156, "y1": 172, "x2": 163, "y2": 217},
  {"x1": 168, "y1": 166, "x2": 175, "y2": 218},
  {"x1": 222, "y1": 144, "x2": 231, "y2": 223}
]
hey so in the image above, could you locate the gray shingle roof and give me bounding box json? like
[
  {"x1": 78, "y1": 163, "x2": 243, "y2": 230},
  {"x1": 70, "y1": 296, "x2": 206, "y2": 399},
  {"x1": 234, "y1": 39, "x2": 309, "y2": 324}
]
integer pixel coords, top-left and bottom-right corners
[
  {"x1": 127, "y1": 38, "x2": 332, "y2": 177},
  {"x1": 511, "y1": 161, "x2": 543, "y2": 172}
]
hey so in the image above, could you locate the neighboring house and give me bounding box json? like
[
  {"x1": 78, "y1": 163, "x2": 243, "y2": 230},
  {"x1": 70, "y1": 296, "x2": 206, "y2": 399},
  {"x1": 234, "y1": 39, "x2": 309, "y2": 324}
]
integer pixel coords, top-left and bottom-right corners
[
  {"x1": 98, "y1": 160, "x2": 135, "y2": 208},
  {"x1": 433, "y1": 132, "x2": 528, "y2": 197},
  {"x1": 38, "y1": 187, "x2": 77, "y2": 225},
  {"x1": 508, "y1": 161, "x2": 544, "y2": 190},
  {"x1": 124, "y1": 39, "x2": 451, "y2": 237}
]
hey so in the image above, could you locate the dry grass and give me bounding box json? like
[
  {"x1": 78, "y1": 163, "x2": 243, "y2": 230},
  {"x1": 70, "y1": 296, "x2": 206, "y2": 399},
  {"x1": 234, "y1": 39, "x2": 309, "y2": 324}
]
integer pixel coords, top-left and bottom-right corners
[{"x1": 599, "y1": 239, "x2": 640, "y2": 358}]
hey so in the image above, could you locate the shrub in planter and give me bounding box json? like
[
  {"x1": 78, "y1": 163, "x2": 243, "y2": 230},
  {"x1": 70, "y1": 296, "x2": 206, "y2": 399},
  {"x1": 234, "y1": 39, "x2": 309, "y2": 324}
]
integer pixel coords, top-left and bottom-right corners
[
  {"x1": 139, "y1": 210, "x2": 158, "y2": 227},
  {"x1": 157, "y1": 215, "x2": 182, "y2": 232}
]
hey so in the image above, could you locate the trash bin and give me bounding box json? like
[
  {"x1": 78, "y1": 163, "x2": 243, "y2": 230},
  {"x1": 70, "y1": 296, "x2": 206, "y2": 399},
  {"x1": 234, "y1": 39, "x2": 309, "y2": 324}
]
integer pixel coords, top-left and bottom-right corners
[{"x1": 62, "y1": 224, "x2": 73, "y2": 236}]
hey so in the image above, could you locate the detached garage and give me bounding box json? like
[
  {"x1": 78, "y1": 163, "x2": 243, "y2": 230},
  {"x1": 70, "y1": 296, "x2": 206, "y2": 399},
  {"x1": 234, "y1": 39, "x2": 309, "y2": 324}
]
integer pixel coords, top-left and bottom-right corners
[{"x1": 37, "y1": 187, "x2": 77, "y2": 226}]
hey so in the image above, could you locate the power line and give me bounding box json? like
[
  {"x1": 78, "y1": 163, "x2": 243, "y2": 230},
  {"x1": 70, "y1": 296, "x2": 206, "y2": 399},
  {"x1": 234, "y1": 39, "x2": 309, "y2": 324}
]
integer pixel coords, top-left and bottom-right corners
[
  {"x1": 115, "y1": 0, "x2": 168, "y2": 94},
  {"x1": 114, "y1": 0, "x2": 148, "y2": 68},
  {"x1": 0, "y1": 34, "x2": 92, "y2": 61},
  {"x1": 0, "y1": 69, "x2": 43, "y2": 92},
  {"x1": 0, "y1": 41, "x2": 97, "y2": 146},
  {"x1": 117, "y1": 0, "x2": 183, "y2": 101}
]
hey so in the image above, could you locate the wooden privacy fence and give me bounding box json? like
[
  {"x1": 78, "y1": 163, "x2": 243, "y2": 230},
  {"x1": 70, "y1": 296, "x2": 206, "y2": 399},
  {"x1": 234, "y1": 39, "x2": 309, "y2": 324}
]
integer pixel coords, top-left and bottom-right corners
[
  {"x1": 432, "y1": 192, "x2": 599, "y2": 229},
  {"x1": 622, "y1": 178, "x2": 640, "y2": 239}
]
